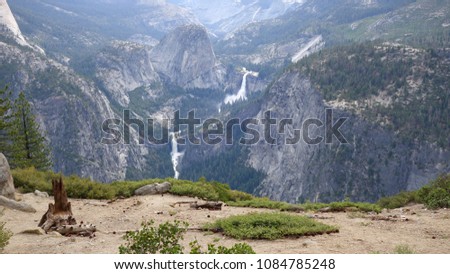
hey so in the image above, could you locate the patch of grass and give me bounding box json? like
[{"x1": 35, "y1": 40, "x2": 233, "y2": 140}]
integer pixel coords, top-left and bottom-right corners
[
  {"x1": 204, "y1": 213, "x2": 339, "y2": 240},
  {"x1": 227, "y1": 197, "x2": 296, "y2": 211},
  {"x1": 394, "y1": 245, "x2": 415, "y2": 254}
]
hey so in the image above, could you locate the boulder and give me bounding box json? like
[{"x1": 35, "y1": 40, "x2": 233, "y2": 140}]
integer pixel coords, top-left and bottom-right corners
[
  {"x1": 0, "y1": 153, "x2": 15, "y2": 199},
  {"x1": 135, "y1": 182, "x2": 171, "y2": 196},
  {"x1": 34, "y1": 190, "x2": 49, "y2": 198}
]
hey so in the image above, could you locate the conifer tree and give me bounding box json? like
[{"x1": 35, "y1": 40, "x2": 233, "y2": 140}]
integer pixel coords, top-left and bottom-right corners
[
  {"x1": 9, "y1": 92, "x2": 52, "y2": 170},
  {"x1": 0, "y1": 86, "x2": 12, "y2": 155}
]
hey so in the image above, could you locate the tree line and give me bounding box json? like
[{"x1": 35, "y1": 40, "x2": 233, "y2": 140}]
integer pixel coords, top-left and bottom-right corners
[{"x1": 0, "y1": 86, "x2": 51, "y2": 170}]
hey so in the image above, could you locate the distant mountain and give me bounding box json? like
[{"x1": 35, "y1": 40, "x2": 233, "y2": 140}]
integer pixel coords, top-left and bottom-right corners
[
  {"x1": 0, "y1": 0, "x2": 43, "y2": 52},
  {"x1": 8, "y1": 0, "x2": 200, "y2": 64},
  {"x1": 168, "y1": 0, "x2": 305, "y2": 36}
]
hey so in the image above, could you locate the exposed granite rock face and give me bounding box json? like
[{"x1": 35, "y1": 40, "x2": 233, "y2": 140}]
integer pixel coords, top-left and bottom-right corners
[
  {"x1": 150, "y1": 24, "x2": 224, "y2": 89},
  {"x1": 0, "y1": 153, "x2": 15, "y2": 199},
  {"x1": 0, "y1": 40, "x2": 133, "y2": 183},
  {"x1": 95, "y1": 41, "x2": 161, "y2": 107},
  {"x1": 248, "y1": 71, "x2": 449, "y2": 203}
]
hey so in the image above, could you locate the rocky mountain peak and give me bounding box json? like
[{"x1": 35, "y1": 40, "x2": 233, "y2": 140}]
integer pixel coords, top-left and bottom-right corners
[
  {"x1": 0, "y1": 0, "x2": 42, "y2": 53},
  {"x1": 150, "y1": 24, "x2": 223, "y2": 89}
]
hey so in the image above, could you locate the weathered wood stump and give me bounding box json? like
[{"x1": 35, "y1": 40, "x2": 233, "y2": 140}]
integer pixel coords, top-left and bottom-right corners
[{"x1": 38, "y1": 177, "x2": 96, "y2": 237}]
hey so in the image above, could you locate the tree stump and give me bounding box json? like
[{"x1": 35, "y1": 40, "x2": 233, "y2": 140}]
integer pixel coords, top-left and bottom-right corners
[{"x1": 38, "y1": 177, "x2": 96, "y2": 237}]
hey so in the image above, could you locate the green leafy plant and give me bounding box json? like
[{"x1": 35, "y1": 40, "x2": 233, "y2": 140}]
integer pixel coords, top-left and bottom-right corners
[
  {"x1": 119, "y1": 220, "x2": 188, "y2": 254},
  {"x1": 378, "y1": 174, "x2": 450, "y2": 209},
  {"x1": 0, "y1": 211, "x2": 13, "y2": 251},
  {"x1": 394, "y1": 245, "x2": 415, "y2": 254},
  {"x1": 204, "y1": 213, "x2": 339, "y2": 240},
  {"x1": 119, "y1": 220, "x2": 255, "y2": 254},
  {"x1": 189, "y1": 240, "x2": 255, "y2": 254}
]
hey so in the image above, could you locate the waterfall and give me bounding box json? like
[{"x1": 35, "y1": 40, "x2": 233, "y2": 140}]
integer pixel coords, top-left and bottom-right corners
[
  {"x1": 170, "y1": 132, "x2": 184, "y2": 179},
  {"x1": 224, "y1": 71, "x2": 250, "y2": 105}
]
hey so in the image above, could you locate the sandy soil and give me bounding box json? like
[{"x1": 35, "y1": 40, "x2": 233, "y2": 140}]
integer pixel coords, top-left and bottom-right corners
[{"x1": 1, "y1": 193, "x2": 449, "y2": 254}]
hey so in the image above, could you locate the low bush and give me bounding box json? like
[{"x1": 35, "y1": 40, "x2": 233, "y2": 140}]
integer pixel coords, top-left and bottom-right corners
[
  {"x1": 204, "y1": 213, "x2": 339, "y2": 240},
  {"x1": 119, "y1": 220, "x2": 255, "y2": 254},
  {"x1": 378, "y1": 174, "x2": 450, "y2": 209},
  {"x1": 417, "y1": 174, "x2": 450, "y2": 209},
  {"x1": 12, "y1": 167, "x2": 154, "y2": 200},
  {"x1": 394, "y1": 244, "x2": 415, "y2": 254},
  {"x1": 230, "y1": 198, "x2": 381, "y2": 213},
  {"x1": 12, "y1": 167, "x2": 383, "y2": 213},
  {"x1": 377, "y1": 191, "x2": 419, "y2": 209},
  {"x1": 189, "y1": 241, "x2": 255, "y2": 254},
  {"x1": 119, "y1": 220, "x2": 188, "y2": 254},
  {"x1": 12, "y1": 168, "x2": 255, "y2": 202},
  {"x1": 0, "y1": 212, "x2": 13, "y2": 251}
]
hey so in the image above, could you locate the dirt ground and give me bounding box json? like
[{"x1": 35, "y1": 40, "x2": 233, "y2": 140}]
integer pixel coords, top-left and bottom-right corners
[{"x1": 1, "y1": 193, "x2": 449, "y2": 254}]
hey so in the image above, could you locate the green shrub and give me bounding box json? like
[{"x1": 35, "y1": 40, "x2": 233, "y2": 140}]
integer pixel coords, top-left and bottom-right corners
[
  {"x1": 205, "y1": 213, "x2": 339, "y2": 240},
  {"x1": 228, "y1": 197, "x2": 293, "y2": 210},
  {"x1": 0, "y1": 212, "x2": 13, "y2": 251},
  {"x1": 417, "y1": 174, "x2": 450, "y2": 209},
  {"x1": 378, "y1": 174, "x2": 450, "y2": 209},
  {"x1": 189, "y1": 241, "x2": 255, "y2": 254},
  {"x1": 119, "y1": 220, "x2": 255, "y2": 254},
  {"x1": 12, "y1": 167, "x2": 160, "y2": 200},
  {"x1": 169, "y1": 181, "x2": 219, "y2": 201},
  {"x1": 394, "y1": 245, "x2": 415, "y2": 254},
  {"x1": 377, "y1": 191, "x2": 419, "y2": 209},
  {"x1": 327, "y1": 201, "x2": 382, "y2": 213},
  {"x1": 119, "y1": 220, "x2": 188, "y2": 254},
  {"x1": 230, "y1": 198, "x2": 381, "y2": 213}
]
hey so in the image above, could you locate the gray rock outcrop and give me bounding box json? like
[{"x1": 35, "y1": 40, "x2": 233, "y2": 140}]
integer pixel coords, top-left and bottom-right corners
[
  {"x1": 150, "y1": 24, "x2": 224, "y2": 89},
  {"x1": 135, "y1": 182, "x2": 172, "y2": 196},
  {"x1": 0, "y1": 153, "x2": 15, "y2": 199}
]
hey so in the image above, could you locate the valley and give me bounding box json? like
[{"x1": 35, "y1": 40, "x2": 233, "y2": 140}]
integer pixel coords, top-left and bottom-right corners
[{"x1": 0, "y1": 0, "x2": 449, "y2": 204}]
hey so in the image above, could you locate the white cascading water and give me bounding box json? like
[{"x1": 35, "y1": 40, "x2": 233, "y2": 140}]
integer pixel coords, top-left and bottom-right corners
[
  {"x1": 170, "y1": 132, "x2": 184, "y2": 179},
  {"x1": 224, "y1": 71, "x2": 251, "y2": 105}
]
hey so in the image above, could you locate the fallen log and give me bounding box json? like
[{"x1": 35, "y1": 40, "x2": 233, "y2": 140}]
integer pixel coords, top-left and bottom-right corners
[
  {"x1": 190, "y1": 202, "x2": 223, "y2": 211},
  {"x1": 0, "y1": 195, "x2": 36, "y2": 213},
  {"x1": 56, "y1": 224, "x2": 96, "y2": 237},
  {"x1": 170, "y1": 201, "x2": 198, "y2": 208},
  {"x1": 170, "y1": 201, "x2": 223, "y2": 211},
  {"x1": 370, "y1": 215, "x2": 409, "y2": 222}
]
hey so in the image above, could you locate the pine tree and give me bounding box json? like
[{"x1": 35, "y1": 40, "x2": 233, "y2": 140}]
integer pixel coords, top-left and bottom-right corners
[
  {"x1": 0, "y1": 86, "x2": 12, "y2": 155},
  {"x1": 9, "y1": 92, "x2": 52, "y2": 170}
]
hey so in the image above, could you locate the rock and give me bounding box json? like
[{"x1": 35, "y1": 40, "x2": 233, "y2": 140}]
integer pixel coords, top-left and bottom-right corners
[
  {"x1": 34, "y1": 190, "x2": 49, "y2": 198},
  {"x1": 48, "y1": 231, "x2": 62, "y2": 237},
  {"x1": 155, "y1": 182, "x2": 172, "y2": 193},
  {"x1": 135, "y1": 182, "x2": 171, "y2": 196},
  {"x1": 0, "y1": 153, "x2": 15, "y2": 199},
  {"x1": 0, "y1": 195, "x2": 37, "y2": 213}
]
